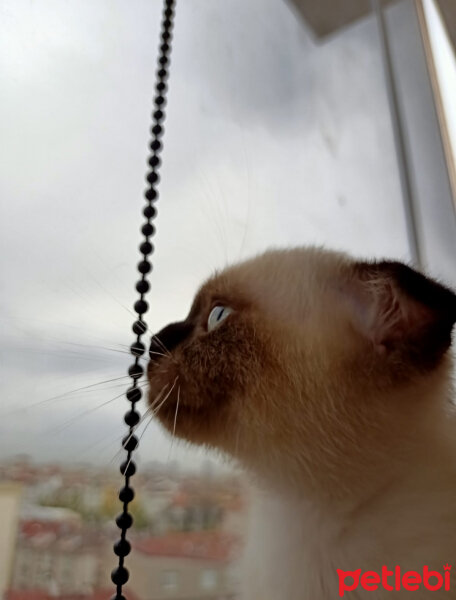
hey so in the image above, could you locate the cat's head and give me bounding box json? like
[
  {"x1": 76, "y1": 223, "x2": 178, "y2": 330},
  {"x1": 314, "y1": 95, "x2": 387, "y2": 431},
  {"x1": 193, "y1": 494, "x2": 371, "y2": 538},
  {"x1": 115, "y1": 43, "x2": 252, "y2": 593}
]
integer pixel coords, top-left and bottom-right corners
[{"x1": 147, "y1": 248, "x2": 456, "y2": 496}]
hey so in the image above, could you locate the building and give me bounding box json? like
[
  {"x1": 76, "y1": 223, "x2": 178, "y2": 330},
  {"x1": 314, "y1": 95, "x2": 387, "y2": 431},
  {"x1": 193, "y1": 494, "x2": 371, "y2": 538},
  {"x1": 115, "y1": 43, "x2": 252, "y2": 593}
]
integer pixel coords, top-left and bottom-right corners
[
  {"x1": 5, "y1": 587, "x2": 138, "y2": 600},
  {"x1": 11, "y1": 509, "x2": 109, "y2": 597},
  {"x1": 127, "y1": 531, "x2": 241, "y2": 600},
  {"x1": 0, "y1": 483, "x2": 22, "y2": 600}
]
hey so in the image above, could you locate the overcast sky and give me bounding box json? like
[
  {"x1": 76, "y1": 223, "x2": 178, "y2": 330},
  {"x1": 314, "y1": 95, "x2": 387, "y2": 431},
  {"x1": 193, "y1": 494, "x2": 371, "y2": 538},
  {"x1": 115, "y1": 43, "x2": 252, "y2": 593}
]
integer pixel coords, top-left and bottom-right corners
[{"x1": 0, "y1": 0, "x2": 453, "y2": 469}]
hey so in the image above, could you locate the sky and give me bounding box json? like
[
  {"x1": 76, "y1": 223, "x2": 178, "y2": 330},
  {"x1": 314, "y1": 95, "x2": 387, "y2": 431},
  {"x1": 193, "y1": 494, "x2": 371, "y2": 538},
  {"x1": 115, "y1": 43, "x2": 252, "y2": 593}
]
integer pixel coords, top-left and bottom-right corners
[{"x1": 0, "y1": 0, "x2": 454, "y2": 469}]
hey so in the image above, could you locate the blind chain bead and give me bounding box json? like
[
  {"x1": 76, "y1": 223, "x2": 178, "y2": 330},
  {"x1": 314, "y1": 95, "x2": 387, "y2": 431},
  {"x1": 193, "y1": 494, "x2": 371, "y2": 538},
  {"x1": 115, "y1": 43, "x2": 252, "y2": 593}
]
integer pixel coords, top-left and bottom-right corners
[
  {"x1": 115, "y1": 512, "x2": 133, "y2": 530},
  {"x1": 124, "y1": 410, "x2": 140, "y2": 427},
  {"x1": 122, "y1": 434, "x2": 139, "y2": 452},
  {"x1": 144, "y1": 191, "x2": 158, "y2": 204},
  {"x1": 135, "y1": 279, "x2": 150, "y2": 294},
  {"x1": 148, "y1": 154, "x2": 161, "y2": 167},
  {"x1": 128, "y1": 363, "x2": 143, "y2": 379},
  {"x1": 146, "y1": 171, "x2": 159, "y2": 185},
  {"x1": 141, "y1": 223, "x2": 155, "y2": 237},
  {"x1": 150, "y1": 139, "x2": 162, "y2": 152},
  {"x1": 111, "y1": 566, "x2": 129, "y2": 586},
  {"x1": 137, "y1": 259, "x2": 151, "y2": 274},
  {"x1": 114, "y1": 539, "x2": 132, "y2": 557},
  {"x1": 126, "y1": 386, "x2": 142, "y2": 402},
  {"x1": 151, "y1": 124, "x2": 163, "y2": 136},
  {"x1": 132, "y1": 319, "x2": 147, "y2": 335},
  {"x1": 120, "y1": 459, "x2": 136, "y2": 477},
  {"x1": 134, "y1": 299, "x2": 148, "y2": 315},
  {"x1": 118, "y1": 486, "x2": 135, "y2": 503},
  {"x1": 140, "y1": 241, "x2": 153, "y2": 255}
]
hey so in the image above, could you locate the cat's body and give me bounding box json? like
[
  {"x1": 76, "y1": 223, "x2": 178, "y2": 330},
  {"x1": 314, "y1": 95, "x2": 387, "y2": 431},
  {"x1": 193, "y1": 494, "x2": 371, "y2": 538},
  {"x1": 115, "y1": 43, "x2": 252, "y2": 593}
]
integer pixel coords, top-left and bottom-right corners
[
  {"x1": 243, "y1": 430, "x2": 456, "y2": 600},
  {"x1": 147, "y1": 247, "x2": 456, "y2": 599}
]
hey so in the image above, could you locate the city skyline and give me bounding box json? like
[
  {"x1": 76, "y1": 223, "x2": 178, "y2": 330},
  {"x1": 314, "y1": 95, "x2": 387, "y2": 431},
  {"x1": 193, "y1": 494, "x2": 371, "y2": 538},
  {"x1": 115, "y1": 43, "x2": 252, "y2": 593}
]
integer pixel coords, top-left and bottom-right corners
[{"x1": 0, "y1": 455, "x2": 245, "y2": 599}]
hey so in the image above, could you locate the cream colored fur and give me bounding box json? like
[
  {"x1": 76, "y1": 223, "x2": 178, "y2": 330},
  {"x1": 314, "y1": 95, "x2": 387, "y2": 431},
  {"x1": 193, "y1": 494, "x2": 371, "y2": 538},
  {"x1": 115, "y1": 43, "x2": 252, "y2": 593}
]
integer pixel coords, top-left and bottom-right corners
[{"x1": 148, "y1": 247, "x2": 456, "y2": 600}]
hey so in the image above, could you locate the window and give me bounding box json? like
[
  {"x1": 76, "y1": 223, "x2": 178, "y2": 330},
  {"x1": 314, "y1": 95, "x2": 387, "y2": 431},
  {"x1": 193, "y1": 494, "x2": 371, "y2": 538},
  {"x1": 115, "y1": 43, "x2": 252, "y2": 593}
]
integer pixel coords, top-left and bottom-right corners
[
  {"x1": 200, "y1": 568, "x2": 218, "y2": 590},
  {"x1": 161, "y1": 570, "x2": 179, "y2": 592}
]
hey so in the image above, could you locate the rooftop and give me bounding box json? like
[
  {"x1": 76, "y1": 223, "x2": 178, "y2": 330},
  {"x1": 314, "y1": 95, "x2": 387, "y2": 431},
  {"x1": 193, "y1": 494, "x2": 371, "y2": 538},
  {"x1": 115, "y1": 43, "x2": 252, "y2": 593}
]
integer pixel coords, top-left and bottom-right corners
[{"x1": 5, "y1": 589, "x2": 137, "y2": 600}]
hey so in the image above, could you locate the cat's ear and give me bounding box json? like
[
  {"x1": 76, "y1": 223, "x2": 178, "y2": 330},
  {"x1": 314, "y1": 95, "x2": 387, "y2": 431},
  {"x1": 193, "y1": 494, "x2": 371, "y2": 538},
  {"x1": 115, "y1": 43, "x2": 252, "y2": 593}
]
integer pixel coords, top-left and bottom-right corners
[{"x1": 343, "y1": 261, "x2": 456, "y2": 368}]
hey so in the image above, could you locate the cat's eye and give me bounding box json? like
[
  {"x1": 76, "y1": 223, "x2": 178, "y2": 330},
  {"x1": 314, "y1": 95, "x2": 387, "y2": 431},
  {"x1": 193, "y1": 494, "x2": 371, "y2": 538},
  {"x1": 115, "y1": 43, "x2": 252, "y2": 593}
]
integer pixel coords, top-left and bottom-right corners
[{"x1": 207, "y1": 305, "x2": 233, "y2": 332}]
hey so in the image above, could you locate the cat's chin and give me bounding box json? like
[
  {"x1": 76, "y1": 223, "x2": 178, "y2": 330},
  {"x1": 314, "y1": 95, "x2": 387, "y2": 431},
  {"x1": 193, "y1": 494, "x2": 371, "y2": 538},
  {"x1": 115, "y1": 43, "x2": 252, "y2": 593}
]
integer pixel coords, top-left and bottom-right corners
[
  {"x1": 153, "y1": 392, "x2": 220, "y2": 446},
  {"x1": 156, "y1": 397, "x2": 199, "y2": 428}
]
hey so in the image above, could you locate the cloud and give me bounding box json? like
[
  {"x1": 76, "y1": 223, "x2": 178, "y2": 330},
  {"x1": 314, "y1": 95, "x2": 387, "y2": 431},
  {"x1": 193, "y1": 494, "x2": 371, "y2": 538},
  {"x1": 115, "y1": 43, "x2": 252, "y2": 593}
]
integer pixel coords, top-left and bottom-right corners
[{"x1": 0, "y1": 0, "x2": 431, "y2": 466}]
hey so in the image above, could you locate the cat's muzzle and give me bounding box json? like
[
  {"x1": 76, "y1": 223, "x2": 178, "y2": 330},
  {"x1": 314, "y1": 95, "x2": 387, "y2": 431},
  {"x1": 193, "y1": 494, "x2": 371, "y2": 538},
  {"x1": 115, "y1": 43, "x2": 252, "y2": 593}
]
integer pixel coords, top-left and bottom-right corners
[{"x1": 149, "y1": 320, "x2": 194, "y2": 362}]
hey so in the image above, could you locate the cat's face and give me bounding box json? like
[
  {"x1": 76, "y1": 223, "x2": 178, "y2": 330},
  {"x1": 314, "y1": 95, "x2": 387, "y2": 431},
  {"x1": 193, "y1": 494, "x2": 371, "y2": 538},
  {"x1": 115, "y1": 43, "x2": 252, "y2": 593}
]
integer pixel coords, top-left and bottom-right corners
[{"x1": 147, "y1": 248, "x2": 456, "y2": 493}]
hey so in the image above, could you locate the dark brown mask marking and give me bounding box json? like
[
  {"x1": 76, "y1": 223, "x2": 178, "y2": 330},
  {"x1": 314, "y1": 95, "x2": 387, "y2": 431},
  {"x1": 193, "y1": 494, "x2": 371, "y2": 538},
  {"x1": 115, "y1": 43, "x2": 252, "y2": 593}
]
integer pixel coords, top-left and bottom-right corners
[{"x1": 149, "y1": 320, "x2": 194, "y2": 360}]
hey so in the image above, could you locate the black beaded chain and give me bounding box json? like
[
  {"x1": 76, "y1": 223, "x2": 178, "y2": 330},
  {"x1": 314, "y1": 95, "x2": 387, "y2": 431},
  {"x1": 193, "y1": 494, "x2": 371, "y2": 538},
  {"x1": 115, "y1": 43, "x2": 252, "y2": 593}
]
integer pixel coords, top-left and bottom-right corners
[{"x1": 110, "y1": 1, "x2": 176, "y2": 598}]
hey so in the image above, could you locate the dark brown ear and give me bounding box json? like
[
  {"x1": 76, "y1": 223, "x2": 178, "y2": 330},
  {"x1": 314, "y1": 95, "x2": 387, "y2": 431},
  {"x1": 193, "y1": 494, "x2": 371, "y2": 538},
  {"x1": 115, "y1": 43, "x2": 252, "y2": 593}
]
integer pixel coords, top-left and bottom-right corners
[{"x1": 346, "y1": 261, "x2": 456, "y2": 369}]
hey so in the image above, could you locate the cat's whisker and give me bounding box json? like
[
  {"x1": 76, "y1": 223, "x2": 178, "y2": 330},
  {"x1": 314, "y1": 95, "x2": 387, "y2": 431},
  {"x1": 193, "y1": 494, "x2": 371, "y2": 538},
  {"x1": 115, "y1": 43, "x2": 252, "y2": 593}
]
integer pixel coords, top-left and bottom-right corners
[
  {"x1": 151, "y1": 377, "x2": 179, "y2": 417},
  {"x1": 78, "y1": 429, "x2": 125, "y2": 462},
  {"x1": 149, "y1": 383, "x2": 170, "y2": 410},
  {"x1": 115, "y1": 384, "x2": 169, "y2": 459},
  {"x1": 45, "y1": 374, "x2": 132, "y2": 400},
  {"x1": 150, "y1": 334, "x2": 172, "y2": 358},
  {"x1": 80, "y1": 267, "x2": 141, "y2": 323},
  {"x1": 149, "y1": 349, "x2": 169, "y2": 359},
  {"x1": 109, "y1": 405, "x2": 155, "y2": 466},
  {"x1": 53, "y1": 340, "x2": 145, "y2": 358},
  {"x1": 108, "y1": 378, "x2": 176, "y2": 465},
  {"x1": 167, "y1": 384, "x2": 181, "y2": 461},
  {"x1": 47, "y1": 390, "x2": 128, "y2": 435},
  {"x1": 0, "y1": 374, "x2": 135, "y2": 418},
  {"x1": 121, "y1": 412, "x2": 156, "y2": 475}
]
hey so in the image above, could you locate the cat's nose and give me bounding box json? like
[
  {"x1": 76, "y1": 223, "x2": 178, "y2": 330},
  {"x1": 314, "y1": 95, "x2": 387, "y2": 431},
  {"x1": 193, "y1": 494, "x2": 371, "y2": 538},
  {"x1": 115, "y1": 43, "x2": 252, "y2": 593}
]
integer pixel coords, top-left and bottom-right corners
[{"x1": 149, "y1": 320, "x2": 194, "y2": 360}]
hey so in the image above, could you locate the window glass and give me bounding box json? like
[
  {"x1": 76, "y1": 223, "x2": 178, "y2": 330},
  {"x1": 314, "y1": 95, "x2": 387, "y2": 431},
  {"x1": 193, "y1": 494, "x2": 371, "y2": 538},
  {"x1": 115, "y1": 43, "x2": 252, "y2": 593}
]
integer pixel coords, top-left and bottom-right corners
[
  {"x1": 161, "y1": 570, "x2": 179, "y2": 591},
  {"x1": 1, "y1": 2, "x2": 454, "y2": 600},
  {"x1": 201, "y1": 568, "x2": 218, "y2": 590}
]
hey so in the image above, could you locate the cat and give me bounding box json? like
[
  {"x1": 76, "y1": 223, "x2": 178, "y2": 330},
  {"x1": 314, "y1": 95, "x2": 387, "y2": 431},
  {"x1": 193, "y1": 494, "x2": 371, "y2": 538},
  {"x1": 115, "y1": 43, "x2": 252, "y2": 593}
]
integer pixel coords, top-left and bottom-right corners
[{"x1": 147, "y1": 247, "x2": 456, "y2": 599}]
